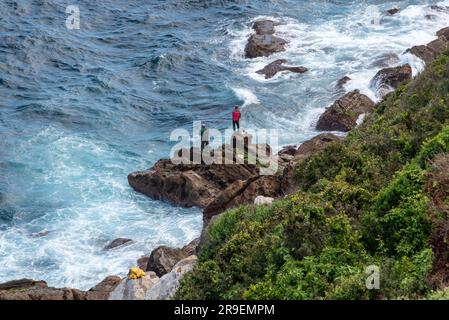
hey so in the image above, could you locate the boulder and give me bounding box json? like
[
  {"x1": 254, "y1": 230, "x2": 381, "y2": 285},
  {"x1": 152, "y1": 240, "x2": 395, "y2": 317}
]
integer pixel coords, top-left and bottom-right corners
[
  {"x1": 245, "y1": 20, "x2": 287, "y2": 59},
  {"x1": 245, "y1": 34, "x2": 287, "y2": 59},
  {"x1": 370, "y1": 64, "x2": 412, "y2": 98},
  {"x1": 128, "y1": 160, "x2": 259, "y2": 208},
  {"x1": 108, "y1": 272, "x2": 159, "y2": 300},
  {"x1": 146, "y1": 246, "x2": 189, "y2": 277},
  {"x1": 146, "y1": 238, "x2": 200, "y2": 277},
  {"x1": 316, "y1": 90, "x2": 376, "y2": 132},
  {"x1": 145, "y1": 255, "x2": 197, "y2": 300},
  {"x1": 103, "y1": 238, "x2": 134, "y2": 250},
  {"x1": 256, "y1": 59, "x2": 308, "y2": 79},
  {"x1": 406, "y1": 31, "x2": 449, "y2": 64},
  {"x1": 254, "y1": 196, "x2": 274, "y2": 206}
]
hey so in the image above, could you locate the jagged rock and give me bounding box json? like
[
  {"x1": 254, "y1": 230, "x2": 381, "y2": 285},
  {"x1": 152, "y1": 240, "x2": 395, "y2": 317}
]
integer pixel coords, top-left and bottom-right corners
[
  {"x1": 203, "y1": 175, "x2": 282, "y2": 223},
  {"x1": 316, "y1": 90, "x2": 375, "y2": 132},
  {"x1": 406, "y1": 45, "x2": 435, "y2": 64},
  {"x1": 437, "y1": 27, "x2": 449, "y2": 40},
  {"x1": 407, "y1": 29, "x2": 449, "y2": 64},
  {"x1": 146, "y1": 246, "x2": 188, "y2": 277},
  {"x1": 87, "y1": 276, "x2": 122, "y2": 300},
  {"x1": 245, "y1": 20, "x2": 287, "y2": 59},
  {"x1": 128, "y1": 159, "x2": 258, "y2": 208},
  {"x1": 146, "y1": 238, "x2": 200, "y2": 277},
  {"x1": 245, "y1": 34, "x2": 287, "y2": 59},
  {"x1": 182, "y1": 238, "x2": 200, "y2": 256},
  {"x1": 370, "y1": 64, "x2": 412, "y2": 98},
  {"x1": 108, "y1": 272, "x2": 159, "y2": 300},
  {"x1": 387, "y1": 8, "x2": 400, "y2": 15},
  {"x1": 103, "y1": 238, "x2": 134, "y2": 250},
  {"x1": 256, "y1": 59, "x2": 308, "y2": 79},
  {"x1": 145, "y1": 255, "x2": 197, "y2": 300},
  {"x1": 0, "y1": 276, "x2": 121, "y2": 300},
  {"x1": 336, "y1": 76, "x2": 351, "y2": 89},
  {"x1": 427, "y1": 37, "x2": 448, "y2": 53},
  {"x1": 254, "y1": 195, "x2": 274, "y2": 206}
]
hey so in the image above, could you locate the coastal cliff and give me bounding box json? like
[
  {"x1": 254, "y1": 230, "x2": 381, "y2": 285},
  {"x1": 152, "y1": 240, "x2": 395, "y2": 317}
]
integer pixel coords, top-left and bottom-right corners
[{"x1": 1, "y1": 19, "x2": 449, "y2": 300}]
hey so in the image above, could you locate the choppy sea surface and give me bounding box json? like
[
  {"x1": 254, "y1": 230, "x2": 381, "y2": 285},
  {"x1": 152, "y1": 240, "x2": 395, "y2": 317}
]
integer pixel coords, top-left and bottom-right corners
[{"x1": 1, "y1": 0, "x2": 448, "y2": 289}]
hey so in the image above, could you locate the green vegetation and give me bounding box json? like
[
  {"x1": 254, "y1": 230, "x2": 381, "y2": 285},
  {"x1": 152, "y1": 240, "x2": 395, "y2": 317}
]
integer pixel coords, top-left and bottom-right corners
[{"x1": 176, "y1": 51, "x2": 449, "y2": 300}]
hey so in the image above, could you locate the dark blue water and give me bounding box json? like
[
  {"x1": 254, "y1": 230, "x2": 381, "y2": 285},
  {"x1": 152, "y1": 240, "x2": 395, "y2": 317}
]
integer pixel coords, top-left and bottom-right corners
[{"x1": 1, "y1": 0, "x2": 447, "y2": 289}]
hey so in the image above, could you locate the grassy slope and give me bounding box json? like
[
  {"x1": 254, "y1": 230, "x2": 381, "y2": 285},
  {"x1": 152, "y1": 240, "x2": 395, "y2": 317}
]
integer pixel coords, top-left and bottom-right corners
[{"x1": 176, "y1": 51, "x2": 449, "y2": 300}]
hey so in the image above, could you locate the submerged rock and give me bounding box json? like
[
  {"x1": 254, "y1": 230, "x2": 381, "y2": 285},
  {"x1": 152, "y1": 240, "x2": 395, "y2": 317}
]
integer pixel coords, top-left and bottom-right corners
[
  {"x1": 316, "y1": 90, "x2": 375, "y2": 132},
  {"x1": 387, "y1": 8, "x2": 400, "y2": 15},
  {"x1": 370, "y1": 64, "x2": 412, "y2": 99},
  {"x1": 336, "y1": 76, "x2": 351, "y2": 89},
  {"x1": 256, "y1": 59, "x2": 308, "y2": 79},
  {"x1": 103, "y1": 238, "x2": 134, "y2": 250}
]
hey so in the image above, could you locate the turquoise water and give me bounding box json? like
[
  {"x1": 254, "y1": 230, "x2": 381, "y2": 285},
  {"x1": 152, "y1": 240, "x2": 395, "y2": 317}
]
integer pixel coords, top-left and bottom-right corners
[{"x1": 1, "y1": 0, "x2": 448, "y2": 289}]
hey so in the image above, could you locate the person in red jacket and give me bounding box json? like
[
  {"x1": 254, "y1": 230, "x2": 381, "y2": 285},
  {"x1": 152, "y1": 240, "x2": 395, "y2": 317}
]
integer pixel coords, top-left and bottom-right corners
[{"x1": 232, "y1": 105, "x2": 241, "y2": 131}]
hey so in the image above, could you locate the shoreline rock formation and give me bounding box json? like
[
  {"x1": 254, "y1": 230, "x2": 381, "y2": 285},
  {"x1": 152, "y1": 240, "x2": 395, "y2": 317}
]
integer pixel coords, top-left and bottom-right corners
[
  {"x1": 316, "y1": 90, "x2": 375, "y2": 132},
  {"x1": 245, "y1": 20, "x2": 287, "y2": 59}
]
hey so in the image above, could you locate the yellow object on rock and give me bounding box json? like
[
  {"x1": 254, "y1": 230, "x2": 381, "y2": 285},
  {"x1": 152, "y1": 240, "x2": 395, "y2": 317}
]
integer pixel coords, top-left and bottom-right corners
[{"x1": 128, "y1": 267, "x2": 146, "y2": 280}]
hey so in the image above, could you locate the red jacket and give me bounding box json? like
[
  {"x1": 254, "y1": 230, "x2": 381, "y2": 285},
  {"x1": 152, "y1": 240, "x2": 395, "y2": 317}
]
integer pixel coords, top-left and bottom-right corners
[{"x1": 232, "y1": 109, "x2": 241, "y2": 122}]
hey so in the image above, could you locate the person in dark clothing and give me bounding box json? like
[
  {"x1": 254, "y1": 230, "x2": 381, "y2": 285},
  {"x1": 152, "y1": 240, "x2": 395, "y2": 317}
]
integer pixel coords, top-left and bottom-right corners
[
  {"x1": 201, "y1": 123, "x2": 209, "y2": 150},
  {"x1": 232, "y1": 105, "x2": 241, "y2": 131}
]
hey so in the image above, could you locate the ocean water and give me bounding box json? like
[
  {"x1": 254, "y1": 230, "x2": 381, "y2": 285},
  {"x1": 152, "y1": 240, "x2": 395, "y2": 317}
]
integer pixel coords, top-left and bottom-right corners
[{"x1": 1, "y1": 0, "x2": 448, "y2": 290}]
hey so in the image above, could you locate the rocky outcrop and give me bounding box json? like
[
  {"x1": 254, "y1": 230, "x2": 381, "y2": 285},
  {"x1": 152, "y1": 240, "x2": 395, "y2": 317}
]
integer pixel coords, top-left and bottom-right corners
[
  {"x1": 370, "y1": 64, "x2": 412, "y2": 99},
  {"x1": 256, "y1": 59, "x2": 308, "y2": 79},
  {"x1": 316, "y1": 90, "x2": 375, "y2": 132},
  {"x1": 103, "y1": 238, "x2": 134, "y2": 250},
  {"x1": 0, "y1": 276, "x2": 121, "y2": 300},
  {"x1": 245, "y1": 20, "x2": 287, "y2": 59},
  {"x1": 108, "y1": 272, "x2": 159, "y2": 300},
  {"x1": 128, "y1": 159, "x2": 259, "y2": 208},
  {"x1": 146, "y1": 238, "x2": 199, "y2": 277},
  {"x1": 145, "y1": 255, "x2": 197, "y2": 300},
  {"x1": 406, "y1": 27, "x2": 449, "y2": 64}
]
